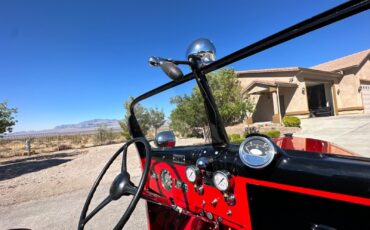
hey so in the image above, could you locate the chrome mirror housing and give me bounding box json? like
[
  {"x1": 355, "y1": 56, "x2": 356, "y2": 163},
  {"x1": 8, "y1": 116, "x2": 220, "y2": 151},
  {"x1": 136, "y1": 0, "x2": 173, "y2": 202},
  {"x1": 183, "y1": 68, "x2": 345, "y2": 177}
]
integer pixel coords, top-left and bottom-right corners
[
  {"x1": 154, "y1": 131, "x2": 176, "y2": 148},
  {"x1": 148, "y1": 56, "x2": 184, "y2": 81},
  {"x1": 186, "y1": 38, "x2": 216, "y2": 67}
]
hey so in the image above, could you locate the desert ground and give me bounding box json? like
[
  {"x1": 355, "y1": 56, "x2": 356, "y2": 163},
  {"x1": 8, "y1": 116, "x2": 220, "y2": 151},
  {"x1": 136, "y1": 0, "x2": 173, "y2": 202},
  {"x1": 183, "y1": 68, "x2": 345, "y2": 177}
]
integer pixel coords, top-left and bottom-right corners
[
  {"x1": 0, "y1": 143, "x2": 148, "y2": 229},
  {"x1": 0, "y1": 139, "x2": 203, "y2": 230}
]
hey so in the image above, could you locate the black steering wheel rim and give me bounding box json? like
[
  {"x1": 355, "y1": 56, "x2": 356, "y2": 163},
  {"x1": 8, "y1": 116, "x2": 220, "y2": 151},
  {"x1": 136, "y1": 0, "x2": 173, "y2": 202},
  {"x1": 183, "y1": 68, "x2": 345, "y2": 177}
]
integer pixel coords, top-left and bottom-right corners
[{"x1": 78, "y1": 137, "x2": 151, "y2": 230}]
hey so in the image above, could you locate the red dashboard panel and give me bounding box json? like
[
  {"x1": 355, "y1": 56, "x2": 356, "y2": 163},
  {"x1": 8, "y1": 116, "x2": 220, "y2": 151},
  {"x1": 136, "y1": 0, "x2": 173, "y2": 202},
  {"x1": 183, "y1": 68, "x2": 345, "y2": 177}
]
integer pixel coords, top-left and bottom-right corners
[
  {"x1": 143, "y1": 158, "x2": 370, "y2": 230},
  {"x1": 146, "y1": 160, "x2": 251, "y2": 229}
]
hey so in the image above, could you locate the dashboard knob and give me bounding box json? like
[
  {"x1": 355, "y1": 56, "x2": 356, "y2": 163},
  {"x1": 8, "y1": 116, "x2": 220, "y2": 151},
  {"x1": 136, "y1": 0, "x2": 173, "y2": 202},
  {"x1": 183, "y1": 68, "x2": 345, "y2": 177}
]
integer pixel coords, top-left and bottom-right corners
[
  {"x1": 196, "y1": 157, "x2": 213, "y2": 170},
  {"x1": 211, "y1": 198, "x2": 218, "y2": 207},
  {"x1": 196, "y1": 185, "x2": 204, "y2": 195},
  {"x1": 226, "y1": 194, "x2": 236, "y2": 206}
]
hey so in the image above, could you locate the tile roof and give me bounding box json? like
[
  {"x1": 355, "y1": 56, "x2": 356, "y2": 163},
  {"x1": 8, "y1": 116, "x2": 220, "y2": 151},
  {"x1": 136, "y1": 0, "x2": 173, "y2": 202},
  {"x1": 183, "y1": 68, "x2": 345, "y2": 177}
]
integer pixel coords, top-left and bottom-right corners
[
  {"x1": 237, "y1": 67, "x2": 300, "y2": 74},
  {"x1": 312, "y1": 49, "x2": 370, "y2": 72}
]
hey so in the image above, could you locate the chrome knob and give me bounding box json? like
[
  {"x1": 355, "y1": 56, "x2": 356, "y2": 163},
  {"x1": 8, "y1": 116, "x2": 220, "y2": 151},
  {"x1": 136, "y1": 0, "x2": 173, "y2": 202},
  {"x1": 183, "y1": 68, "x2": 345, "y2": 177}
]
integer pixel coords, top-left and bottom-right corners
[{"x1": 196, "y1": 157, "x2": 213, "y2": 170}]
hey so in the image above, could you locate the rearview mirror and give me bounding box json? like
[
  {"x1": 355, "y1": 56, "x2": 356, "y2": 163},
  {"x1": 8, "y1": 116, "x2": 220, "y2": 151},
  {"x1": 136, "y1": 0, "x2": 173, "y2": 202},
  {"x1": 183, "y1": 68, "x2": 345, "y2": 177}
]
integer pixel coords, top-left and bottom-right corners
[
  {"x1": 186, "y1": 38, "x2": 216, "y2": 67},
  {"x1": 154, "y1": 131, "x2": 176, "y2": 148}
]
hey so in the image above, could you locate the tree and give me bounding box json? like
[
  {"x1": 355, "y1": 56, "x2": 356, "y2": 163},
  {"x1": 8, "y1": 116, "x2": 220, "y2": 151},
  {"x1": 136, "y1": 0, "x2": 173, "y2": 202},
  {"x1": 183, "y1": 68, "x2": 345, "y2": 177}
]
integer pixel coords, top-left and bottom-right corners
[
  {"x1": 0, "y1": 101, "x2": 17, "y2": 135},
  {"x1": 93, "y1": 125, "x2": 115, "y2": 145},
  {"x1": 170, "y1": 68, "x2": 254, "y2": 139},
  {"x1": 148, "y1": 107, "x2": 165, "y2": 135},
  {"x1": 170, "y1": 92, "x2": 208, "y2": 139},
  {"x1": 119, "y1": 96, "x2": 150, "y2": 140}
]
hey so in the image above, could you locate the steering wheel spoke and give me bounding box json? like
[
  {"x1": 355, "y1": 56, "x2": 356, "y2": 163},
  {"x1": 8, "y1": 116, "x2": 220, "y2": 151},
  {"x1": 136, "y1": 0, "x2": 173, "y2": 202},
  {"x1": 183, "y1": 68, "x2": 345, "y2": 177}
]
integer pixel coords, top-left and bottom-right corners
[
  {"x1": 121, "y1": 145, "x2": 128, "y2": 173},
  {"x1": 83, "y1": 195, "x2": 112, "y2": 224},
  {"x1": 125, "y1": 182, "x2": 138, "y2": 196}
]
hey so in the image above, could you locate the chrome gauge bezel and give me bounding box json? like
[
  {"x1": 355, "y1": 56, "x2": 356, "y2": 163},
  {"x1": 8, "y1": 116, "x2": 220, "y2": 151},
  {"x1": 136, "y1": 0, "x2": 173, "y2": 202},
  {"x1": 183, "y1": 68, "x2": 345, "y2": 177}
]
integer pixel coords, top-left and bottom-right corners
[
  {"x1": 212, "y1": 170, "x2": 232, "y2": 192},
  {"x1": 185, "y1": 165, "x2": 199, "y2": 183},
  {"x1": 239, "y1": 135, "x2": 277, "y2": 169},
  {"x1": 160, "y1": 169, "x2": 172, "y2": 190}
]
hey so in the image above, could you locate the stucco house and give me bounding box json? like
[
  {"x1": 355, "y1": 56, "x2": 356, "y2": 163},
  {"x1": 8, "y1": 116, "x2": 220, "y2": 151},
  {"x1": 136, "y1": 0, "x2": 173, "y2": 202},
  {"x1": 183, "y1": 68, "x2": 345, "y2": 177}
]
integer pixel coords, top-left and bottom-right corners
[{"x1": 238, "y1": 49, "x2": 370, "y2": 123}]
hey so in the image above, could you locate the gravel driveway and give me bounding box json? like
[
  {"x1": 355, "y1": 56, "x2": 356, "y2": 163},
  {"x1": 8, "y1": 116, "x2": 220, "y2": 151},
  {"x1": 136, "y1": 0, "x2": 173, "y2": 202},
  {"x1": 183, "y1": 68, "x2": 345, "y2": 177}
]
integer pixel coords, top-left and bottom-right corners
[
  {"x1": 0, "y1": 143, "x2": 148, "y2": 229},
  {"x1": 295, "y1": 114, "x2": 370, "y2": 157},
  {"x1": 0, "y1": 138, "x2": 203, "y2": 229}
]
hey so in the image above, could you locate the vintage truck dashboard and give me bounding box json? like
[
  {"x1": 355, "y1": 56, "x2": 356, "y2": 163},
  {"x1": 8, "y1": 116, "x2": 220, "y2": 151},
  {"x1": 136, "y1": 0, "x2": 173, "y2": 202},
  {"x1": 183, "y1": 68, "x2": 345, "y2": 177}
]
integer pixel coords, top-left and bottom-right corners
[
  {"x1": 144, "y1": 135, "x2": 370, "y2": 229},
  {"x1": 147, "y1": 143, "x2": 250, "y2": 228}
]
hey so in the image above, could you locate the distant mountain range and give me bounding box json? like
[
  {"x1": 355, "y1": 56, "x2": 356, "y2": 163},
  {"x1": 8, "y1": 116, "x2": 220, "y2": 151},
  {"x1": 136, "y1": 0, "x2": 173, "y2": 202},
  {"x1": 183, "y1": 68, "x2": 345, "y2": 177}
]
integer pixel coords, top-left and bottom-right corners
[
  {"x1": 5, "y1": 119, "x2": 122, "y2": 138},
  {"x1": 54, "y1": 119, "x2": 120, "y2": 130}
]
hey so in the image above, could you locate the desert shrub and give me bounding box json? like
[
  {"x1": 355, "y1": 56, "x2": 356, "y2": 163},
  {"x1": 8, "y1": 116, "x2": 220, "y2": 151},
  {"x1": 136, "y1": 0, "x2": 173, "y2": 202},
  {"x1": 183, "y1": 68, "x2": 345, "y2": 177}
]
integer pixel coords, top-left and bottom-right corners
[
  {"x1": 282, "y1": 116, "x2": 301, "y2": 127},
  {"x1": 93, "y1": 126, "x2": 115, "y2": 145},
  {"x1": 282, "y1": 116, "x2": 300, "y2": 127},
  {"x1": 57, "y1": 144, "x2": 72, "y2": 151},
  {"x1": 71, "y1": 135, "x2": 83, "y2": 145},
  {"x1": 260, "y1": 130, "x2": 281, "y2": 138},
  {"x1": 229, "y1": 133, "x2": 241, "y2": 140},
  {"x1": 228, "y1": 133, "x2": 244, "y2": 144}
]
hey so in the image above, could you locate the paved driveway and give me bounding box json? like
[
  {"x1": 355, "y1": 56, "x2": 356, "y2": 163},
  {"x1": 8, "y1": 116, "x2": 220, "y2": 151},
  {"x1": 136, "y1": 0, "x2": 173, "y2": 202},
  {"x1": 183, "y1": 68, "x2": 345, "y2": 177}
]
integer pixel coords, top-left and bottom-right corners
[{"x1": 295, "y1": 114, "x2": 370, "y2": 158}]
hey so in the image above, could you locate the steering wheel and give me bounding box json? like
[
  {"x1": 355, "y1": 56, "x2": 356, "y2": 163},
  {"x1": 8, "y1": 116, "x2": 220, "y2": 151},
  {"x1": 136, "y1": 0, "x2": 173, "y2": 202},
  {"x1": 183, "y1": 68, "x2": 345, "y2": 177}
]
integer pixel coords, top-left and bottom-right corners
[{"x1": 78, "y1": 137, "x2": 151, "y2": 230}]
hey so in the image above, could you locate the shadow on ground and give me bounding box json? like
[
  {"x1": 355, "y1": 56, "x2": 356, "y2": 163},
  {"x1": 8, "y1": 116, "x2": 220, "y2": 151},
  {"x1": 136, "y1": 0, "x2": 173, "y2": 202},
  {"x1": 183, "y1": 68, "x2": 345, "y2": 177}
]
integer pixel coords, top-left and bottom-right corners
[{"x1": 0, "y1": 152, "x2": 80, "y2": 181}]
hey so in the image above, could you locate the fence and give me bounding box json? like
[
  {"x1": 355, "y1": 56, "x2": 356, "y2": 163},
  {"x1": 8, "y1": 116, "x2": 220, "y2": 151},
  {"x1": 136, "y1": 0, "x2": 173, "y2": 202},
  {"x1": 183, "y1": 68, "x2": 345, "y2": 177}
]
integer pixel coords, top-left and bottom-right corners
[{"x1": 0, "y1": 131, "x2": 124, "y2": 158}]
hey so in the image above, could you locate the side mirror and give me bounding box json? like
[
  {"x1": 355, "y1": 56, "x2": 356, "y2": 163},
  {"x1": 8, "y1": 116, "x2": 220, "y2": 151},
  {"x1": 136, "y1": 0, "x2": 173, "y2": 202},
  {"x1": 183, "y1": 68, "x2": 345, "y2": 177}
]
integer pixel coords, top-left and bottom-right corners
[
  {"x1": 148, "y1": 57, "x2": 184, "y2": 81},
  {"x1": 186, "y1": 38, "x2": 216, "y2": 67},
  {"x1": 159, "y1": 61, "x2": 183, "y2": 81},
  {"x1": 154, "y1": 131, "x2": 176, "y2": 148}
]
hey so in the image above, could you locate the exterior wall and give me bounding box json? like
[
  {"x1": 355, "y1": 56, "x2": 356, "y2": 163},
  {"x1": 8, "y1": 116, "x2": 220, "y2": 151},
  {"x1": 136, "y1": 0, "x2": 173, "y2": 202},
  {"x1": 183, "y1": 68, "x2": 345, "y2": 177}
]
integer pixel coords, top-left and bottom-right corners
[
  {"x1": 239, "y1": 71, "x2": 309, "y2": 118},
  {"x1": 283, "y1": 75, "x2": 309, "y2": 116},
  {"x1": 251, "y1": 94, "x2": 274, "y2": 122},
  {"x1": 336, "y1": 68, "x2": 363, "y2": 114},
  {"x1": 357, "y1": 59, "x2": 370, "y2": 81}
]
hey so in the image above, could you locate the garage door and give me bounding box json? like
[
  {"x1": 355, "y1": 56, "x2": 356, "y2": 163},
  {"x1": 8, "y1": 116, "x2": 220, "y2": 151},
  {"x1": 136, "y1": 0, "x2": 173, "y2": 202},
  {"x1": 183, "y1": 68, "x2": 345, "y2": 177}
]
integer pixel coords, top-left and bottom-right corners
[{"x1": 362, "y1": 83, "x2": 370, "y2": 114}]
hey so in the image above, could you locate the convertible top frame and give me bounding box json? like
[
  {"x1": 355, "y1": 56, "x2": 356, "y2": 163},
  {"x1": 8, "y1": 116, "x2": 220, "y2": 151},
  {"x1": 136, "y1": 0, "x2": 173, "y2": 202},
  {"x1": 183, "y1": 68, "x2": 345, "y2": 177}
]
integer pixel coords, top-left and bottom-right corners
[{"x1": 128, "y1": 0, "x2": 370, "y2": 145}]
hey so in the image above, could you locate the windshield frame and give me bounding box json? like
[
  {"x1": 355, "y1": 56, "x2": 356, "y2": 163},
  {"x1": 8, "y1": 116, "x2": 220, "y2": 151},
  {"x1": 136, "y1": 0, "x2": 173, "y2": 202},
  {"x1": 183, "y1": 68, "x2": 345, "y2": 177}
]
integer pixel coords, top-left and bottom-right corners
[{"x1": 128, "y1": 0, "x2": 370, "y2": 148}]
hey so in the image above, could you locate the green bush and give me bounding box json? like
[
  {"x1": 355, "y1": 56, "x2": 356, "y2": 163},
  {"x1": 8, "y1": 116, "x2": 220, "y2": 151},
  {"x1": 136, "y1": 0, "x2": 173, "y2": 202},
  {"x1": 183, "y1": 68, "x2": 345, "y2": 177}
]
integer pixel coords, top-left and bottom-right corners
[
  {"x1": 282, "y1": 116, "x2": 301, "y2": 127},
  {"x1": 228, "y1": 134, "x2": 244, "y2": 144},
  {"x1": 229, "y1": 134, "x2": 241, "y2": 140},
  {"x1": 260, "y1": 130, "x2": 281, "y2": 138}
]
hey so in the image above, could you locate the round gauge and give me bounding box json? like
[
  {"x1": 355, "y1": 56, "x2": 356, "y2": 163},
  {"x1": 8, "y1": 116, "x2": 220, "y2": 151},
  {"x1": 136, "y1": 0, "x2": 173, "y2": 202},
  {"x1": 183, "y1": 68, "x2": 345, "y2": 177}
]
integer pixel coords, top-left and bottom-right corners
[
  {"x1": 160, "y1": 169, "x2": 172, "y2": 190},
  {"x1": 185, "y1": 166, "x2": 199, "y2": 183},
  {"x1": 213, "y1": 171, "x2": 231, "y2": 192},
  {"x1": 239, "y1": 135, "x2": 277, "y2": 169}
]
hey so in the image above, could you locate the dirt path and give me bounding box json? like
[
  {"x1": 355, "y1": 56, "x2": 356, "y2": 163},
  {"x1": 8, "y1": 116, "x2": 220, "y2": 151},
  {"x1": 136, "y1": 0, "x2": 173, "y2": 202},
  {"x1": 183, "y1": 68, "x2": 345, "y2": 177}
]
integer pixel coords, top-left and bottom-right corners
[
  {"x1": 0, "y1": 138, "x2": 203, "y2": 229},
  {"x1": 0, "y1": 143, "x2": 147, "y2": 229}
]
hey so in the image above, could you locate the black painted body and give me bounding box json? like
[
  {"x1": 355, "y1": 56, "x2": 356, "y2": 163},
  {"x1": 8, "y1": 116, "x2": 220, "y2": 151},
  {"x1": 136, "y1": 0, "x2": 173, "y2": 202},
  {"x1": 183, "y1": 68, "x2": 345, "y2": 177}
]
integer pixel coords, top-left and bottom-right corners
[
  {"x1": 148, "y1": 142, "x2": 370, "y2": 229},
  {"x1": 151, "y1": 143, "x2": 370, "y2": 198}
]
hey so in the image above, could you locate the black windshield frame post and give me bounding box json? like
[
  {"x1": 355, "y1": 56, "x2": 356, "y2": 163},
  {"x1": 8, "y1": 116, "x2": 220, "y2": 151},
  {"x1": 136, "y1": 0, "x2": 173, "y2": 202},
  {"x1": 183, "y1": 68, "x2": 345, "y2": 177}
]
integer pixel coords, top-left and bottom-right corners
[{"x1": 189, "y1": 57, "x2": 229, "y2": 147}]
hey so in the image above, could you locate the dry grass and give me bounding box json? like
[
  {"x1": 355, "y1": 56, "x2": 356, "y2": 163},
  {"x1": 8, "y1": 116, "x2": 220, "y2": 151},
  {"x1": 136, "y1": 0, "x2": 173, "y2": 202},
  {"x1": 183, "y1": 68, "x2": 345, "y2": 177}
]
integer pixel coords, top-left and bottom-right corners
[{"x1": 0, "y1": 133, "x2": 125, "y2": 158}]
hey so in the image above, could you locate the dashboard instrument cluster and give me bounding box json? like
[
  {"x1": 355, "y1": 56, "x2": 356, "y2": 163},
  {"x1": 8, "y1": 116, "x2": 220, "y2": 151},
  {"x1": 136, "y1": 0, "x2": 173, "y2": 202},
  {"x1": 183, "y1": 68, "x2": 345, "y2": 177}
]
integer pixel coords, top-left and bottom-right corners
[{"x1": 146, "y1": 135, "x2": 279, "y2": 228}]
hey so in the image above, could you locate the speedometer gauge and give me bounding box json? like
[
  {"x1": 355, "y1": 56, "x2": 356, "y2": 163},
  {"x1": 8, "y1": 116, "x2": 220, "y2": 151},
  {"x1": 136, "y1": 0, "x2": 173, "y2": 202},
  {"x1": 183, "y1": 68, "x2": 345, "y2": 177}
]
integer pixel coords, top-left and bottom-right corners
[
  {"x1": 213, "y1": 170, "x2": 232, "y2": 192},
  {"x1": 160, "y1": 169, "x2": 172, "y2": 190},
  {"x1": 239, "y1": 135, "x2": 277, "y2": 169},
  {"x1": 185, "y1": 165, "x2": 199, "y2": 183}
]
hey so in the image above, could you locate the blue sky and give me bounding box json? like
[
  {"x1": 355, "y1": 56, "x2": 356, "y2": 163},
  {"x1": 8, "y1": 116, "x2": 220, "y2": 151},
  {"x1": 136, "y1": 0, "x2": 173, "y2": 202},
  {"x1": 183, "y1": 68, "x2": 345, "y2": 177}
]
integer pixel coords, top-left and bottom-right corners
[{"x1": 0, "y1": 0, "x2": 369, "y2": 132}]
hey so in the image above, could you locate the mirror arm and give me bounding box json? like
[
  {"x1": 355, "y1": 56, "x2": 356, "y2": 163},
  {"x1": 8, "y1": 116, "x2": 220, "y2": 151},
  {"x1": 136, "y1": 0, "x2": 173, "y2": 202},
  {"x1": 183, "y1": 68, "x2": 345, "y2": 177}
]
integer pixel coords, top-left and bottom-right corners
[
  {"x1": 171, "y1": 60, "x2": 192, "y2": 65},
  {"x1": 189, "y1": 57, "x2": 229, "y2": 147}
]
